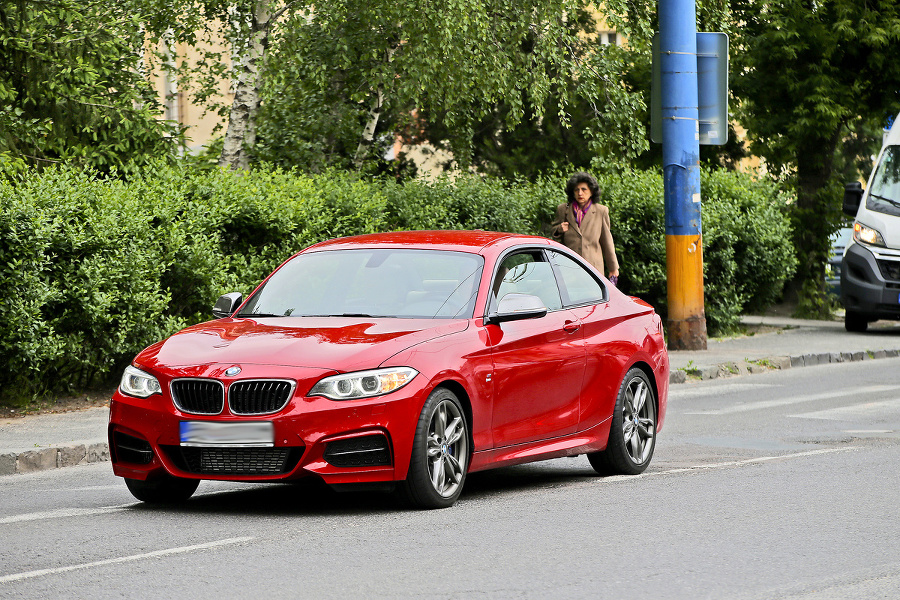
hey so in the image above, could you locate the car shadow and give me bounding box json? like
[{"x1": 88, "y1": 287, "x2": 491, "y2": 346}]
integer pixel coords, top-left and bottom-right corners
[{"x1": 126, "y1": 459, "x2": 607, "y2": 516}]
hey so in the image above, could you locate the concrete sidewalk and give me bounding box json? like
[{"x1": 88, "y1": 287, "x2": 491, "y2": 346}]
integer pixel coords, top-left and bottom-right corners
[{"x1": 3, "y1": 314, "x2": 900, "y2": 477}]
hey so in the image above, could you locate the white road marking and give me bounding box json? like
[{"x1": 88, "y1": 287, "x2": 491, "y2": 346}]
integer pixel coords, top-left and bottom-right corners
[
  {"x1": 683, "y1": 385, "x2": 900, "y2": 415},
  {"x1": 565, "y1": 446, "x2": 861, "y2": 488},
  {"x1": 650, "y1": 446, "x2": 861, "y2": 475},
  {"x1": 0, "y1": 506, "x2": 129, "y2": 525},
  {"x1": 791, "y1": 398, "x2": 900, "y2": 420},
  {"x1": 668, "y1": 383, "x2": 780, "y2": 399},
  {"x1": 0, "y1": 537, "x2": 254, "y2": 584}
]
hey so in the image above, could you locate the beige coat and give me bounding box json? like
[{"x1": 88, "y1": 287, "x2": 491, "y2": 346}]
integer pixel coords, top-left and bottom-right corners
[{"x1": 550, "y1": 202, "x2": 619, "y2": 276}]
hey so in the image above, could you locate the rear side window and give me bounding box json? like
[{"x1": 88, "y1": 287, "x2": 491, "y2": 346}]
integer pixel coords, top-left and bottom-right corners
[{"x1": 548, "y1": 251, "x2": 605, "y2": 306}]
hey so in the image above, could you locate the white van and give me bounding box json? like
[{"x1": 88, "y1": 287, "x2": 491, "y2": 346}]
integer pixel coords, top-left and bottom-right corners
[{"x1": 841, "y1": 114, "x2": 900, "y2": 331}]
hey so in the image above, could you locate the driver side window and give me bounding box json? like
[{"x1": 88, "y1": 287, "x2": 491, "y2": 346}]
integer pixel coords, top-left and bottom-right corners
[{"x1": 492, "y1": 252, "x2": 562, "y2": 311}]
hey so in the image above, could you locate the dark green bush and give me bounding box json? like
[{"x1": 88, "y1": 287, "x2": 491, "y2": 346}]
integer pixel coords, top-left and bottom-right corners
[
  {"x1": 597, "y1": 167, "x2": 797, "y2": 335},
  {"x1": 0, "y1": 162, "x2": 794, "y2": 402}
]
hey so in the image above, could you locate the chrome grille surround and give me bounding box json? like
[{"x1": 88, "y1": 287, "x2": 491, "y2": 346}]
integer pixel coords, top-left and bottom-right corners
[
  {"x1": 228, "y1": 379, "x2": 296, "y2": 415},
  {"x1": 171, "y1": 379, "x2": 225, "y2": 415}
]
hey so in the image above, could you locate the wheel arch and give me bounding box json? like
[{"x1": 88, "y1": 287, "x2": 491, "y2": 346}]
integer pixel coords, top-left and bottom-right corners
[
  {"x1": 432, "y1": 379, "x2": 475, "y2": 458},
  {"x1": 628, "y1": 360, "x2": 660, "y2": 416}
]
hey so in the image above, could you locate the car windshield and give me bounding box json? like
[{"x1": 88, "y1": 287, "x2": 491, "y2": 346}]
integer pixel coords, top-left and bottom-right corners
[
  {"x1": 237, "y1": 249, "x2": 484, "y2": 319},
  {"x1": 867, "y1": 145, "x2": 900, "y2": 217}
]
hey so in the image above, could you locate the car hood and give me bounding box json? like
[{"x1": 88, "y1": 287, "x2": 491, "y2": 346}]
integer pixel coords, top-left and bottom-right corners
[{"x1": 136, "y1": 317, "x2": 469, "y2": 372}]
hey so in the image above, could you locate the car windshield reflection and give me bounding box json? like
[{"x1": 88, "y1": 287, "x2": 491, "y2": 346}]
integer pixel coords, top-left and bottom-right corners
[{"x1": 237, "y1": 249, "x2": 485, "y2": 319}]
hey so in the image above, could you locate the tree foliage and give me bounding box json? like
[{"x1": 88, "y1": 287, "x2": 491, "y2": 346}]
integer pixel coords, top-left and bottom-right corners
[
  {"x1": 731, "y1": 0, "x2": 900, "y2": 316},
  {"x1": 0, "y1": 0, "x2": 181, "y2": 173},
  {"x1": 256, "y1": 0, "x2": 649, "y2": 174}
]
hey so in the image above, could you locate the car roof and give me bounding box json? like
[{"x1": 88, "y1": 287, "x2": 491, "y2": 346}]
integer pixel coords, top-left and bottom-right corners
[{"x1": 305, "y1": 230, "x2": 551, "y2": 254}]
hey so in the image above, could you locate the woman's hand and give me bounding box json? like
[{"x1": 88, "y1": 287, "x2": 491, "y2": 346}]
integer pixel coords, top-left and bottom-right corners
[{"x1": 559, "y1": 222, "x2": 569, "y2": 233}]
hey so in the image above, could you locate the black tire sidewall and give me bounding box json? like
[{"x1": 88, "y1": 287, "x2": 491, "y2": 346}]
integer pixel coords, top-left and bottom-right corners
[
  {"x1": 592, "y1": 367, "x2": 656, "y2": 475},
  {"x1": 402, "y1": 387, "x2": 469, "y2": 509}
]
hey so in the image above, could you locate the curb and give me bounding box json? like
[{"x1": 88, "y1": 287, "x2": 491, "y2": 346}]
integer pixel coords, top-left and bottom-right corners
[
  {"x1": 0, "y1": 442, "x2": 109, "y2": 476},
  {"x1": 669, "y1": 348, "x2": 900, "y2": 384}
]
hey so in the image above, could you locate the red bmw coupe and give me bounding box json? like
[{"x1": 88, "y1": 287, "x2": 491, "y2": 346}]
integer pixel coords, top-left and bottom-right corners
[{"x1": 109, "y1": 230, "x2": 669, "y2": 509}]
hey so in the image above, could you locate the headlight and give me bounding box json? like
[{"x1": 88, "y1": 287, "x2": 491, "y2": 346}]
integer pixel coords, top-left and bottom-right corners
[
  {"x1": 309, "y1": 367, "x2": 418, "y2": 400},
  {"x1": 119, "y1": 365, "x2": 162, "y2": 398},
  {"x1": 854, "y1": 222, "x2": 886, "y2": 247}
]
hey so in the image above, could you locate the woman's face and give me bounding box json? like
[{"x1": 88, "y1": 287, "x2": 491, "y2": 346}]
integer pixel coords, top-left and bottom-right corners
[{"x1": 574, "y1": 182, "x2": 592, "y2": 208}]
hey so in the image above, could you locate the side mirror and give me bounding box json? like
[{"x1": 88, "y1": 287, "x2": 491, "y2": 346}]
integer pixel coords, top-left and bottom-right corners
[
  {"x1": 487, "y1": 293, "x2": 548, "y2": 325},
  {"x1": 212, "y1": 292, "x2": 243, "y2": 318},
  {"x1": 843, "y1": 182, "x2": 863, "y2": 217}
]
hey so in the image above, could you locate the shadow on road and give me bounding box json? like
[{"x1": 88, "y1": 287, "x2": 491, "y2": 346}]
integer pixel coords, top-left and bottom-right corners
[{"x1": 125, "y1": 459, "x2": 605, "y2": 516}]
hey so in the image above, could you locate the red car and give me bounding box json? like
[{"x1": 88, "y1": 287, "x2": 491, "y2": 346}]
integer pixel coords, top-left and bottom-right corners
[{"x1": 110, "y1": 230, "x2": 668, "y2": 509}]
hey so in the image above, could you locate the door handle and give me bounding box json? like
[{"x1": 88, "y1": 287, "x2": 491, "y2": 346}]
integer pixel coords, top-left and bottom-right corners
[{"x1": 563, "y1": 321, "x2": 580, "y2": 333}]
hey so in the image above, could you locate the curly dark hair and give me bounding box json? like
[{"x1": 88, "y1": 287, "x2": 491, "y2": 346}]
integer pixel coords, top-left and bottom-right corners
[{"x1": 565, "y1": 172, "x2": 601, "y2": 205}]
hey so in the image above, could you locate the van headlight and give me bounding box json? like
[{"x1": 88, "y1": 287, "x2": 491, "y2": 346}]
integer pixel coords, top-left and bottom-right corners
[
  {"x1": 119, "y1": 366, "x2": 162, "y2": 398},
  {"x1": 854, "y1": 222, "x2": 886, "y2": 247},
  {"x1": 309, "y1": 367, "x2": 418, "y2": 400}
]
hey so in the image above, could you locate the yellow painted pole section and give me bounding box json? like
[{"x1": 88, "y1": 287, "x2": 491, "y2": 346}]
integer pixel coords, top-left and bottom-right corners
[{"x1": 666, "y1": 234, "x2": 707, "y2": 350}]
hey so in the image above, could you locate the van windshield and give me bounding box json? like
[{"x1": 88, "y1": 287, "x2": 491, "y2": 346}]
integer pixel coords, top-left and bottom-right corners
[{"x1": 867, "y1": 145, "x2": 900, "y2": 217}]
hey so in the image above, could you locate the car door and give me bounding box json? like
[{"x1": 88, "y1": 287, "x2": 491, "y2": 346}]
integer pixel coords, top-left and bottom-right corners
[
  {"x1": 547, "y1": 249, "x2": 622, "y2": 428},
  {"x1": 485, "y1": 250, "x2": 586, "y2": 448}
]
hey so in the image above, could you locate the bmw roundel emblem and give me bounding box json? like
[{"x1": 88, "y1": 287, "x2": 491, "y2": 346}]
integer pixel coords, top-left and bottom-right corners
[{"x1": 224, "y1": 366, "x2": 242, "y2": 376}]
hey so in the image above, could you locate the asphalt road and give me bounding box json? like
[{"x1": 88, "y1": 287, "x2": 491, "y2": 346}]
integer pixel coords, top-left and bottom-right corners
[{"x1": 2, "y1": 359, "x2": 900, "y2": 599}]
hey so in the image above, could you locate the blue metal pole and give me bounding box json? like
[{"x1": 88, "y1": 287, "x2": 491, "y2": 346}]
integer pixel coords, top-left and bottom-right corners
[{"x1": 659, "y1": 0, "x2": 707, "y2": 349}]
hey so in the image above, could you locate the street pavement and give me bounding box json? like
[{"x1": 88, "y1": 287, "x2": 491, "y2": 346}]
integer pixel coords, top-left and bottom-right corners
[{"x1": 2, "y1": 313, "x2": 900, "y2": 477}]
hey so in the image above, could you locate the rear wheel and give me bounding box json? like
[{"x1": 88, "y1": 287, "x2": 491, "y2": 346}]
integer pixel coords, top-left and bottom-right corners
[
  {"x1": 845, "y1": 311, "x2": 869, "y2": 332},
  {"x1": 124, "y1": 474, "x2": 199, "y2": 504},
  {"x1": 588, "y1": 368, "x2": 656, "y2": 476},
  {"x1": 400, "y1": 388, "x2": 469, "y2": 509}
]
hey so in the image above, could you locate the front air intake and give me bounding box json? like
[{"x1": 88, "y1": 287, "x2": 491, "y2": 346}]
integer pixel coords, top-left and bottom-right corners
[
  {"x1": 171, "y1": 379, "x2": 225, "y2": 415},
  {"x1": 324, "y1": 435, "x2": 392, "y2": 468},
  {"x1": 229, "y1": 380, "x2": 295, "y2": 415}
]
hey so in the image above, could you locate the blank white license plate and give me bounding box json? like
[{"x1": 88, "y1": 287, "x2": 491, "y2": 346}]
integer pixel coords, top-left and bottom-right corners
[{"x1": 180, "y1": 421, "x2": 274, "y2": 447}]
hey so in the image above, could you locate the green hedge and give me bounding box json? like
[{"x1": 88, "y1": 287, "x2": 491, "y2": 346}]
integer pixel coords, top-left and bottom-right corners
[
  {"x1": 0, "y1": 162, "x2": 795, "y2": 402},
  {"x1": 598, "y1": 167, "x2": 797, "y2": 334}
]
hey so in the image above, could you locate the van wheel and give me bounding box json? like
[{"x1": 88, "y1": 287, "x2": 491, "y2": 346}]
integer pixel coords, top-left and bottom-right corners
[{"x1": 845, "y1": 311, "x2": 869, "y2": 333}]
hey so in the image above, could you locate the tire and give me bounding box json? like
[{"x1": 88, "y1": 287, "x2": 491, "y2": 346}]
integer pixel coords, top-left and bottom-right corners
[
  {"x1": 400, "y1": 388, "x2": 469, "y2": 509},
  {"x1": 124, "y1": 474, "x2": 199, "y2": 504},
  {"x1": 845, "y1": 311, "x2": 869, "y2": 333},
  {"x1": 588, "y1": 367, "x2": 656, "y2": 476}
]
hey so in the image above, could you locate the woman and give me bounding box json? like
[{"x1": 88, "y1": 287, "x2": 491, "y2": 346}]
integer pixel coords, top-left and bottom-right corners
[{"x1": 551, "y1": 172, "x2": 619, "y2": 284}]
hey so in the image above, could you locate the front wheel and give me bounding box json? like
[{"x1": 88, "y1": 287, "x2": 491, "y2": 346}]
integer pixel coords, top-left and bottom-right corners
[
  {"x1": 845, "y1": 311, "x2": 869, "y2": 333},
  {"x1": 125, "y1": 474, "x2": 199, "y2": 504},
  {"x1": 588, "y1": 367, "x2": 656, "y2": 476},
  {"x1": 400, "y1": 388, "x2": 469, "y2": 509}
]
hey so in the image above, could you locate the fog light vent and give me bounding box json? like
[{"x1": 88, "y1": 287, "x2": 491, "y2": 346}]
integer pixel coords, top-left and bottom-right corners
[
  {"x1": 113, "y1": 432, "x2": 154, "y2": 465},
  {"x1": 324, "y1": 435, "x2": 391, "y2": 468}
]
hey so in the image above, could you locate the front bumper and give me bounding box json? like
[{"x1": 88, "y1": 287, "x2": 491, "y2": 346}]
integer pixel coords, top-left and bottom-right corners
[
  {"x1": 841, "y1": 242, "x2": 900, "y2": 320},
  {"x1": 108, "y1": 371, "x2": 428, "y2": 486}
]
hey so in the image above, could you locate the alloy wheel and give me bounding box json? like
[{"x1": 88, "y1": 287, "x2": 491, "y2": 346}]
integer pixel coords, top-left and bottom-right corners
[{"x1": 425, "y1": 398, "x2": 468, "y2": 498}]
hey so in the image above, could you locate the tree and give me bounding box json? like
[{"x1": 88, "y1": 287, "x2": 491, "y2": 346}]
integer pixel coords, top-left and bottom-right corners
[
  {"x1": 255, "y1": 0, "x2": 649, "y2": 174},
  {"x1": 731, "y1": 0, "x2": 900, "y2": 316},
  {"x1": 0, "y1": 0, "x2": 181, "y2": 173}
]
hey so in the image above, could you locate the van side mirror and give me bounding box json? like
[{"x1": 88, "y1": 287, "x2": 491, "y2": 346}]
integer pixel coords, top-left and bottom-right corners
[
  {"x1": 212, "y1": 292, "x2": 243, "y2": 318},
  {"x1": 843, "y1": 182, "x2": 863, "y2": 217}
]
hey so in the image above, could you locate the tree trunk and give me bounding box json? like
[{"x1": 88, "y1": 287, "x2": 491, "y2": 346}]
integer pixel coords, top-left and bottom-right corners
[
  {"x1": 352, "y1": 46, "x2": 397, "y2": 170},
  {"x1": 352, "y1": 87, "x2": 385, "y2": 170},
  {"x1": 218, "y1": 0, "x2": 275, "y2": 171}
]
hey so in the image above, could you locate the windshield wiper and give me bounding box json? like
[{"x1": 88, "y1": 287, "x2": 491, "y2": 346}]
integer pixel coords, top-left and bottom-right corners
[
  {"x1": 236, "y1": 312, "x2": 284, "y2": 318},
  {"x1": 868, "y1": 193, "x2": 900, "y2": 208}
]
